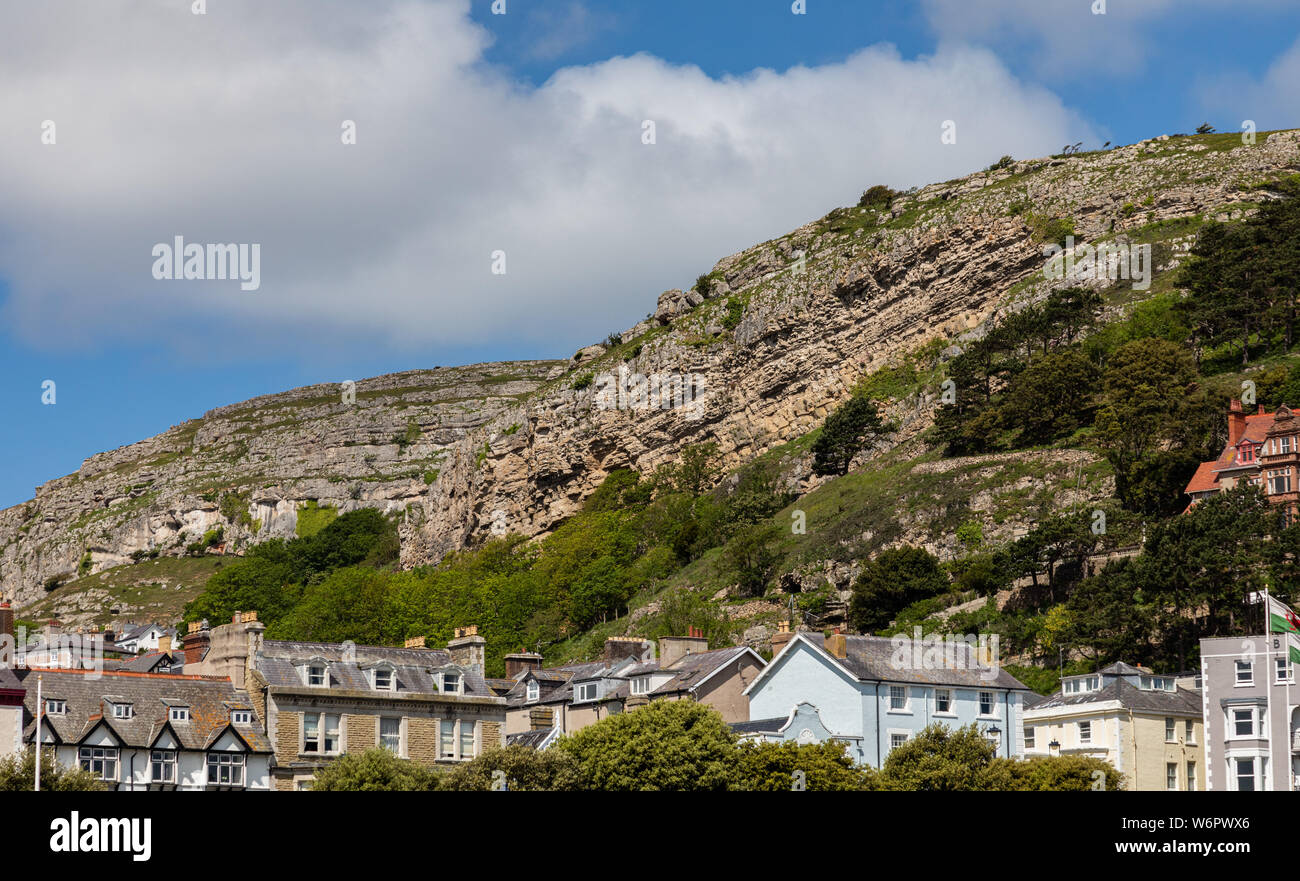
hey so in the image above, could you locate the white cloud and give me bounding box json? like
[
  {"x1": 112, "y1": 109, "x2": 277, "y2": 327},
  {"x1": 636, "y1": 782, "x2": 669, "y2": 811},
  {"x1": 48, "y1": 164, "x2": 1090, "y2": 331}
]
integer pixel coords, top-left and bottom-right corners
[{"x1": 0, "y1": 0, "x2": 1092, "y2": 358}]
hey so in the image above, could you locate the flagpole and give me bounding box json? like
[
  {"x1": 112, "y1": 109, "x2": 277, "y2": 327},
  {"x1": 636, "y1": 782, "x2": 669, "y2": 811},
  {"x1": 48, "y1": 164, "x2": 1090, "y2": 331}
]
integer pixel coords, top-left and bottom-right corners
[
  {"x1": 34, "y1": 674, "x2": 42, "y2": 792},
  {"x1": 1265, "y1": 584, "x2": 1274, "y2": 790}
]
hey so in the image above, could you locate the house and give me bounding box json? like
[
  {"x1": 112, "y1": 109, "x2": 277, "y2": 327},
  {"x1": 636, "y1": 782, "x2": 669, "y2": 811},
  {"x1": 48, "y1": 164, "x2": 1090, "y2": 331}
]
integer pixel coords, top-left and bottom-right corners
[
  {"x1": 188, "y1": 613, "x2": 508, "y2": 791},
  {"x1": 115, "y1": 622, "x2": 179, "y2": 655},
  {"x1": 0, "y1": 666, "x2": 23, "y2": 759},
  {"x1": 1023, "y1": 662, "x2": 1204, "y2": 790},
  {"x1": 17, "y1": 667, "x2": 273, "y2": 790},
  {"x1": 1185, "y1": 398, "x2": 1300, "y2": 512},
  {"x1": 744, "y1": 630, "x2": 1032, "y2": 766},
  {"x1": 502, "y1": 632, "x2": 765, "y2": 736},
  {"x1": 732, "y1": 701, "x2": 865, "y2": 757},
  {"x1": 1200, "y1": 630, "x2": 1300, "y2": 791}
]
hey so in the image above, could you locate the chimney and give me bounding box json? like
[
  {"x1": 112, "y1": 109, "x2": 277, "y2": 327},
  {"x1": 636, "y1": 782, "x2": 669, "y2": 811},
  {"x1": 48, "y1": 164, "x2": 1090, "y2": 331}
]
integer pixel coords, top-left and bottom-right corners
[
  {"x1": 659, "y1": 633, "x2": 708, "y2": 669},
  {"x1": 504, "y1": 652, "x2": 543, "y2": 678},
  {"x1": 1229, "y1": 398, "x2": 1246, "y2": 447},
  {"x1": 528, "y1": 707, "x2": 554, "y2": 731},
  {"x1": 182, "y1": 619, "x2": 211, "y2": 665},
  {"x1": 404, "y1": 636, "x2": 427, "y2": 649},
  {"x1": 158, "y1": 635, "x2": 172, "y2": 653},
  {"x1": 604, "y1": 636, "x2": 652, "y2": 663},
  {"x1": 825, "y1": 629, "x2": 847, "y2": 660},
  {"x1": 193, "y1": 612, "x2": 264, "y2": 681},
  {"x1": 770, "y1": 619, "x2": 794, "y2": 655},
  {"x1": 447, "y1": 625, "x2": 486, "y2": 674},
  {"x1": 0, "y1": 601, "x2": 13, "y2": 646}
]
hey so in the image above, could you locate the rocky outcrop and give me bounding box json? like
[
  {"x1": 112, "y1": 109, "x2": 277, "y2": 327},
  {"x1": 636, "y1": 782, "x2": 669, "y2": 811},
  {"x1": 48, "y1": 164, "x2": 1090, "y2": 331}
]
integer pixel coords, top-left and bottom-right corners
[{"x1": 3, "y1": 130, "x2": 1298, "y2": 609}]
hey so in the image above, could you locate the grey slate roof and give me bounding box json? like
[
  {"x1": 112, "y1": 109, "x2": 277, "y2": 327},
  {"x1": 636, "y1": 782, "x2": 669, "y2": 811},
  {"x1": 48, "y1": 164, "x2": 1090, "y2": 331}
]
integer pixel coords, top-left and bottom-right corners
[
  {"x1": 649, "y1": 646, "x2": 754, "y2": 696},
  {"x1": 799, "y1": 633, "x2": 1031, "y2": 690},
  {"x1": 503, "y1": 661, "x2": 609, "y2": 707},
  {"x1": 506, "y1": 727, "x2": 559, "y2": 750},
  {"x1": 256, "y1": 639, "x2": 495, "y2": 697},
  {"x1": 730, "y1": 717, "x2": 786, "y2": 735},
  {"x1": 1030, "y1": 678, "x2": 1202, "y2": 714},
  {"x1": 118, "y1": 652, "x2": 179, "y2": 673},
  {"x1": 15, "y1": 668, "x2": 271, "y2": 752}
]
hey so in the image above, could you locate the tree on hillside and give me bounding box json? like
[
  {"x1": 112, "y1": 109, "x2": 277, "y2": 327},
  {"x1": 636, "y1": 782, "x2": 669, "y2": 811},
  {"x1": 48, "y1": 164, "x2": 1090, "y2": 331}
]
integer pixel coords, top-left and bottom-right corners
[
  {"x1": 848, "y1": 546, "x2": 948, "y2": 633},
  {"x1": 812, "y1": 393, "x2": 885, "y2": 476},
  {"x1": 555, "y1": 700, "x2": 738, "y2": 791}
]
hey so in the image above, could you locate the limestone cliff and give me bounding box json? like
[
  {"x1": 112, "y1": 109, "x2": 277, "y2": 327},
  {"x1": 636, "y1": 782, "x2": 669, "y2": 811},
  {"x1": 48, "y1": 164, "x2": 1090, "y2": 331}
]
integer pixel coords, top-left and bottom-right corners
[{"x1": 3, "y1": 130, "x2": 1298, "y2": 609}]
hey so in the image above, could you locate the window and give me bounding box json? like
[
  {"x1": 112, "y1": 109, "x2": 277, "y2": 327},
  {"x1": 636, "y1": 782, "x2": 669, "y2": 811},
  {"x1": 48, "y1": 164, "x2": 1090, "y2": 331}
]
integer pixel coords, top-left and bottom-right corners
[
  {"x1": 1078, "y1": 720, "x2": 1092, "y2": 745},
  {"x1": 231, "y1": 710, "x2": 251, "y2": 725},
  {"x1": 1236, "y1": 660, "x2": 1254, "y2": 685},
  {"x1": 630, "y1": 677, "x2": 651, "y2": 696},
  {"x1": 1165, "y1": 718, "x2": 1176, "y2": 742},
  {"x1": 1166, "y1": 763, "x2": 1178, "y2": 791},
  {"x1": 307, "y1": 665, "x2": 327, "y2": 686},
  {"x1": 151, "y1": 750, "x2": 176, "y2": 784},
  {"x1": 323, "y1": 714, "x2": 341, "y2": 754},
  {"x1": 979, "y1": 692, "x2": 995, "y2": 716},
  {"x1": 1063, "y1": 675, "x2": 1099, "y2": 694},
  {"x1": 79, "y1": 746, "x2": 118, "y2": 780},
  {"x1": 373, "y1": 668, "x2": 393, "y2": 691},
  {"x1": 1187, "y1": 761, "x2": 1197, "y2": 791},
  {"x1": 302, "y1": 712, "x2": 339, "y2": 754},
  {"x1": 1235, "y1": 757, "x2": 1256, "y2": 792},
  {"x1": 1024, "y1": 726, "x2": 1035, "y2": 750},
  {"x1": 459, "y1": 720, "x2": 475, "y2": 759},
  {"x1": 1269, "y1": 469, "x2": 1292, "y2": 495},
  {"x1": 889, "y1": 686, "x2": 908, "y2": 711},
  {"x1": 44, "y1": 699, "x2": 66, "y2": 715},
  {"x1": 380, "y1": 717, "x2": 401, "y2": 754},
  {"x1": 575, "y1": 682, "x2": 598, "y2": 703},
  {"x1": 1231, "y1": 707, "x2": 1259, "y2": 738},
  {"x1": 111, "y1": 702, "x2": 134, "y2": 720},
  {"x1": 440, "y1": 719, "x2": 455, "y2": 759},
  {"x1": 1278, "y1": 658, "x2": 1293, "y2": 683},
  {"x1": 1185, "y1": 719, "x2": 1195, "y2": 744},
  {"x1": 526, "y1": 680, "x2": 540, "y2": 702},
  {"x1": 169, "y1": 706, "x2": 190, "y2": 723},
  {"x1": 207, "y1": 752, "x2": 245, "y2": 786},
  {"x1": 1283, "y1": 436, "x2": 1294, "y2": 454},
  {"x1": 890, "y1": 732, "x2": 908, "y2": 750},
  {"x1": 442, "y1": 672, "x2": 462, "y2": 695},
  {"x1": 1241, "y1": 443, "x2": 1256, "y2": 464},
  {"x1": 934, "y1": 688, "x2": 952, "y2": 714}
]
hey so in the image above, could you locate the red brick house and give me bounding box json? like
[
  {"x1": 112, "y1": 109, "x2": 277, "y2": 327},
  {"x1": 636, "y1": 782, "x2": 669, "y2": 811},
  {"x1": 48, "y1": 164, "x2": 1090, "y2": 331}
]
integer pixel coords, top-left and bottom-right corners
[{"x1": 1185, "y1": 398, "x2": 1300, "y2": 512}]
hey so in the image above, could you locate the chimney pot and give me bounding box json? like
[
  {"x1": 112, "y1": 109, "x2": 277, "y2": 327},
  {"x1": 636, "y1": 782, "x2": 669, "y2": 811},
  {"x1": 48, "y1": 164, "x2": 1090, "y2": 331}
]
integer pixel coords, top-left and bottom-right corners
[{"x1": 404, "y1": 636, "x2": 427, "y2": 649}]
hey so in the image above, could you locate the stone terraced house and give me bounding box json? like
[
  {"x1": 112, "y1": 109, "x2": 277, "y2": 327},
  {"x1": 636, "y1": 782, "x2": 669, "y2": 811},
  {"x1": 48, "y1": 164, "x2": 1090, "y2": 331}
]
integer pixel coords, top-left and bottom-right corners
[{"x1": 190, "y1": 614, "x2": 507, "y2": 790}]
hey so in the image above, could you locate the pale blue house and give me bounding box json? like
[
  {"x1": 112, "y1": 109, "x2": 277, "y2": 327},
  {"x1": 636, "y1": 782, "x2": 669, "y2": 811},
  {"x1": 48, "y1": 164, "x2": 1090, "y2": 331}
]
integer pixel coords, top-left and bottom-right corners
[{"x1": 743, "y1": 632, "x2": 1032, "y2": 767}]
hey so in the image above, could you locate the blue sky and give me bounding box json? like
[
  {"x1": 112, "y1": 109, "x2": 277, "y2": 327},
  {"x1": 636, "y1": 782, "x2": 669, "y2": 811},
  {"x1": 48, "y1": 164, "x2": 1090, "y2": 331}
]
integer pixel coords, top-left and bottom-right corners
[{"x1": 1, "y1": 0, "x2": 1298, "y2": 509}]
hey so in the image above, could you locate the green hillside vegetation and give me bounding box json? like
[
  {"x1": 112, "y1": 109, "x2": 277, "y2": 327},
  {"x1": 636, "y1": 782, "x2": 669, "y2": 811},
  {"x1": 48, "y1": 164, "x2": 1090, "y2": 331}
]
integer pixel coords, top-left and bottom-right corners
[{"x1": 156, "y1": 175, "x2": 1300, "y2": 683}]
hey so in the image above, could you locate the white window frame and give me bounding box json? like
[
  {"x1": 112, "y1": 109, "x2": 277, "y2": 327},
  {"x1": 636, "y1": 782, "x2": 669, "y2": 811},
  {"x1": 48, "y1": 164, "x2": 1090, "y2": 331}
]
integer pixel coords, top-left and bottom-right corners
[
  {"x1": 459, "y1": 719, "x2": 477, "y2": 760},
  {"x1": 525, "y1": 680, "x2": 540, "y2": 703},
  {"x1": 933, "y1": 688, "x2": 953, "y2": 715},
  {"x1": 151, "y1": 749, "x2": 177, "y2": 784},
  {"x1": 439, "y1": 718, "x2": 456, "y2": 760},
  {"x1": 79, "y1": 746, "x2": 119, "y2": 781},
  {"x1": 1078, "y1": 720, "x2": 1092, "y2": 745},
  {"x1": 1023, "y1": 726, "x2": 1036, "y2": 750},
  {"x1": 1235, "y1": 660, "x2": 1254, "y2": 686},
  {"x1": 887, "y1": 729, "x2": 910, "y2": 752},
  {"x1": 207, "y1": 752, "x2": 245, "y2": 787},
  {"x1": 630, "y1": 677, "x2": 651, "y2": 696},
  {"x1": 111, "y1": 702, "x2": 134, "y2": 720},
  {"x1": 1187, "y1": 761, "x2": 1197, "y2": 791},
  {"x1": 169, "y1": 706, "x2": 190, "y2": 723},
  {"x1": 379, "y1": 716, "x2": 403, "y2": 756},
  {"x1": 1277, "y1": 658, "x2": 1294, "y2": 684},
  {"x1": 978, "y1": 691, "x2": 996, "y2": 718},
  {"x1": 441, "y1": 672, "x2": 462, "y2": 695},
  {"x1": 1166, "y1": 762, "x2": 1178, "y2": 791},
  {"x1": 888, "y1": 685, "x2": 910, "y2": 713},
  {"x1": 307, "y1": 664, "x2": 327, "y2": 687},
  {"x1": 1185, "y1": 719, "x2": 1195, "y2": 744},
  {"x1": 303, "y1": 711, "x2": 342, "y2": 755},
  {"x1": 1165, "y1": 717, "x2": 1176, "y2": 742},
  {"x1": 231, "y1": 710, "x2": 252, "y2": 725},
  {"x1": 45, "y1": 699, "x2": 66, "y2": 716},
  {"x1": 372, "y1": 666, "x2": 395, "y2": 691},
  {"x1": 575, "y1": 681, "x2": 598, "y2": 703}
]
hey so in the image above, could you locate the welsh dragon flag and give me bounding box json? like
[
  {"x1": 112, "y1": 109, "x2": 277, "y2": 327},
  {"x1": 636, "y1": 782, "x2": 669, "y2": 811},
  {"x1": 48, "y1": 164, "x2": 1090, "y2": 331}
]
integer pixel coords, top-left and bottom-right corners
[{"x1": 1248, "y1": 591, "x2": 1300, "y2": 663}]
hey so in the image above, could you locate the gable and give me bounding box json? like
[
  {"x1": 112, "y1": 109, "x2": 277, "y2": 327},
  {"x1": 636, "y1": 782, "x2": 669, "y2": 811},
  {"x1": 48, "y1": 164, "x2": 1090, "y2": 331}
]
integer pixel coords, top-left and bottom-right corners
[
  {"x1": 80, "y1": 719, "x2": 122, "y2": 748},
  {"x1": 210, "y1": 727, "x2": 249, "y2": 753}
]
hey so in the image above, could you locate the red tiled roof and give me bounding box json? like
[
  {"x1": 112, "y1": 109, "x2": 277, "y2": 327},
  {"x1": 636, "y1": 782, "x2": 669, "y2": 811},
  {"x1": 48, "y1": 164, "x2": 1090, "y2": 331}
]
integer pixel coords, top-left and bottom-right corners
[
  {"x1": 1184, "y1": 411, "x2": 1277, "y2": 496},
  {"x1": 1184, "y1": 460, "x2": 1220, "y2": 495}
]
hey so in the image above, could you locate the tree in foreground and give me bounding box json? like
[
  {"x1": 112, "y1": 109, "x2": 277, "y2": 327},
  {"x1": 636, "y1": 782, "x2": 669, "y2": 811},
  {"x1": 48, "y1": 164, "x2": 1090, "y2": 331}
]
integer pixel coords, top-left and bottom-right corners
[
  {"x1": 0, "y1": 749, "x2": 106, "y2": 791},
  {"x1": 734, "y1": 740, "x2": 876, "y2": 791},
  {"x1": 308, "y1": 748, "x2": 440, "y2": 791},
  {"x1": 555, "y1": 700, "x2": 737, "y2": 791},
  {"x1": 440, "y1": 744, "x2": 579, "y2": 791},
  {"x1": 986, "y1": 755, "x2": 1125, "y2": 791}
]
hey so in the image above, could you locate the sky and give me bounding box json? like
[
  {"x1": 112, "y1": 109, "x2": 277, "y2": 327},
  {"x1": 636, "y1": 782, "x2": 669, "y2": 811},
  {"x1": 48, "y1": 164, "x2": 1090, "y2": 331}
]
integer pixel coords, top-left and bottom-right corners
[{"x1": 1, "y1": 0, "x2": 1298, "y2": 509}]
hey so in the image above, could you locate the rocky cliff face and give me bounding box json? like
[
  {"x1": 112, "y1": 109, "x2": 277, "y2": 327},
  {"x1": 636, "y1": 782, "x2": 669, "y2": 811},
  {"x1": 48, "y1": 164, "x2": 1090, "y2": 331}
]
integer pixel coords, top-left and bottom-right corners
[{"x1": 3, "y1": 130, "x2": 1298, "y2": 609}]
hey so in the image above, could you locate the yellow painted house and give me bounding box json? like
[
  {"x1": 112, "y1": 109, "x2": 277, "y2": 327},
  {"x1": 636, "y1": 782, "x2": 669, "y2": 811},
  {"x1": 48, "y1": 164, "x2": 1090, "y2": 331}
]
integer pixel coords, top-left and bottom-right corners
[{"x1": 1023, "y1": 662, "x2": 1205, "y2": 791}]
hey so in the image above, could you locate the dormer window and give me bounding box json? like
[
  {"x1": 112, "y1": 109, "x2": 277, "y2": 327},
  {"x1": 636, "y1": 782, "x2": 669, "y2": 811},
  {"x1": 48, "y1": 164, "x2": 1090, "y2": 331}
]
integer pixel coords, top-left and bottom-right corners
[
  {"x1": 575, "y1": 682, "x2": 598, "y2": 703},
  {"x1": 44, "y1": 699, "x2": 66, "y2": 716},
  {"x1": 373, "y1": 667, "x2": 394, "y2": 691},
  {"x1": 526, "y1": 680, "x2": 540, "y2": 703},
  {"x1": 111, "y1": 702, "x2": 134, "y2": 720},
  {"x1": 1240, "y1": 442, "x2": 1256, "y2": 464},
  {"x1": 307, "y1": 665, "x2": 327, "y2": 687},
  {"x1": 231, "y1": 710, "x2": 252, "y2": 725},
  {"x1": 630, "y1": 677, "x2": 651, "y2": 696},
  {"x1": 169, "y1": 706, "x2": 190, "y2": 723},
  {"x1": 441, "y1": 672, "x2": 462, "y2": 695}
]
